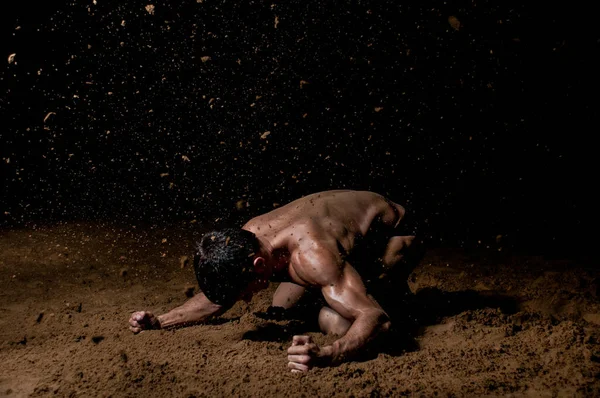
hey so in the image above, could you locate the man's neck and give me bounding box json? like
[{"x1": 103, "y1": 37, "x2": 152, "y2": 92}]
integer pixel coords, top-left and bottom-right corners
[
  {"x1": 257, "y1": 236, "x2": 289, "y2": 274},
  {"x1": 271, "y1": 249, "x2": 290, "y2": 273},
  {"x1": 268, "y1": 249, "x2": 292, "y2": 283}
]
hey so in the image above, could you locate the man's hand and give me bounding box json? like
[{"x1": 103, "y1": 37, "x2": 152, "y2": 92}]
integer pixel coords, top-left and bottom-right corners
[
  {"x1": 287, "y1": 335, "x2": 331, "y2": 372},
  {"x1": 129, "y1": 311, "x2": 161, "y2": 334}
]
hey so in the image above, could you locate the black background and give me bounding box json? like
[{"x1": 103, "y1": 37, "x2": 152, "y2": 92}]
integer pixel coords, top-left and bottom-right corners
[{"x1": 1, "y1": 0, "x2": 598, "y2": 254}]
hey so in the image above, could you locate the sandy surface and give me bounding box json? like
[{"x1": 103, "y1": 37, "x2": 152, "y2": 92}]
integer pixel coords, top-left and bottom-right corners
[{"x1": 1, "y1": 222, "x2": 599, "y2": 397}]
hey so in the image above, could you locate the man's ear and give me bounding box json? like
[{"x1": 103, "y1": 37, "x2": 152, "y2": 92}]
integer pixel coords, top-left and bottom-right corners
[{"x1": 253, "y1": 257, "x2": 267, "y2": 274}]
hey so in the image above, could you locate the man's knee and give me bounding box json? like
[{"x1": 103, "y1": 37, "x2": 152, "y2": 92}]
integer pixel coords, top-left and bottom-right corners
[
  {"x1": 383, "y1": 235, "x2": 419, "y2": 268},
  {"x1": 318, "y1": 307, "x2": 352, "y2": 336},
  {"x1": 272, "y1": 282, "x2": 306, "y2": 309}
]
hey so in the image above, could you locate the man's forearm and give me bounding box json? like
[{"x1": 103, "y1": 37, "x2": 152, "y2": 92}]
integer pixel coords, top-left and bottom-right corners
[
  {"x1": 322, "y1": 310, "x2": 391, "y2": 365},
  {"x1": 157, "y1": 292, "x2": 222, "y2": 329}
]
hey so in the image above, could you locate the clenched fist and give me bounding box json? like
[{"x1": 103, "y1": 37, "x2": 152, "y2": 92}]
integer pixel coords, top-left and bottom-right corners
[
  {"x1": 129, "y1": 311, "x2": 161, "y2": 334},
  {"x1": 287, "y1": 335, "x2": 332, "y2": 372}
]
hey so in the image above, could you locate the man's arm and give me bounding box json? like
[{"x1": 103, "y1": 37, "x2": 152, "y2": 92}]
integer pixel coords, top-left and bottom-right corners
[
  {"x1": 287, "y1": 252, "x2": 391, "y2": 370},
  {"x1": 129, "y1": 291, "x2": 222, "y2": 333},
  {"x1": 318, "y1": 264, "x2": 390, "y2": 364}
]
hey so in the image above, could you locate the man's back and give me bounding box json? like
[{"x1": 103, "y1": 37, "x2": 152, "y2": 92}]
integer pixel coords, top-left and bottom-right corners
[{"x1": 243, "y1": 190, "x2": 407, "y2": 274}]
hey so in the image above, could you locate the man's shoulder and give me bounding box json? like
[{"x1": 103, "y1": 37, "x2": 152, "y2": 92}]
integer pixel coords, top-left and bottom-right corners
[{"x1": 289, "y1": 242, "x2": 343, "y2": 286}]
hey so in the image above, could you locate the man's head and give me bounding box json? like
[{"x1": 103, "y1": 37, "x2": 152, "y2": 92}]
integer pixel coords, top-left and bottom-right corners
[{"x1": 193, "y1": 228, "x2": 270, "y2": 307}]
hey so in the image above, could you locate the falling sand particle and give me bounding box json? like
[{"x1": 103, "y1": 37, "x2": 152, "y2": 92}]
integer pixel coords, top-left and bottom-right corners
[
  {"x1": 448, "y1": 16, "x2": 461, "y2": 31},
  {"x1": 184, "y1": 286, "x2": 195, "y2": 298},
  {"x1": 180, "y1": 256, "x2": 190, "y2": 269},
  {"x1": 44, "y1": 112, "x2": 56, "y2": 123}
]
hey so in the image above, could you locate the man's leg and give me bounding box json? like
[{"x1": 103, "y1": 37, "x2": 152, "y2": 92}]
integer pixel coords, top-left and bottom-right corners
[
  {"x1": 375, "y1": 234, "x2": 425, "y2": 322},
  {"x1": 314, "y1": 236, "x2": 426, "y2": 347},
  {"x1": 272, "y1": 282, "x2": 306, "y2": 309},
  {"x1": 382, "y1": 235, "x2": 417, "y2": 268},
  {"x1": 318, "y1": 306, "x2": 352, "y2": 336}
]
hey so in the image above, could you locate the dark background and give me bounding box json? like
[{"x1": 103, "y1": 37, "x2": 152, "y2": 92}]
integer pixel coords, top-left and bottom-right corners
[{"x1": 1, "y1": 0, "x2": 598, "y2": 254}]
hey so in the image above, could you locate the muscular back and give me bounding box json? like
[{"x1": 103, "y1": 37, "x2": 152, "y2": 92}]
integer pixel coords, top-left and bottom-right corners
[{"x1": 243, "y1": 190, "x2": 406, "y2": 286}]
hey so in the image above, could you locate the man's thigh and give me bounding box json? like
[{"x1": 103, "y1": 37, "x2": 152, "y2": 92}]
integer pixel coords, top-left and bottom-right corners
[{"x1": 364, "y1": 237, "x2": 425, "y2": 320}]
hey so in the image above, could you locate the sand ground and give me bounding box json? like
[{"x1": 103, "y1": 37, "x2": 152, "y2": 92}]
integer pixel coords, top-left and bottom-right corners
[{"x1": 1, "y1": 222, "x2": 599, "y2": 397}]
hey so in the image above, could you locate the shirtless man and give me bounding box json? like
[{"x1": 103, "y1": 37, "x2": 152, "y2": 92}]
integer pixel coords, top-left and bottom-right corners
[{"x1": 129, "y1": 190, "x2": 422, "y2": 372}]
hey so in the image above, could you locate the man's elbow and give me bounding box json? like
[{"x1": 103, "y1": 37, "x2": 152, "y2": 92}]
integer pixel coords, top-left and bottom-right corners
[
  {"x1": 375, "y1": 310, "x2": 391, "y2": 333},
  {"x1": 381, "y1": 319, "x2": 392, "y2": 333}
]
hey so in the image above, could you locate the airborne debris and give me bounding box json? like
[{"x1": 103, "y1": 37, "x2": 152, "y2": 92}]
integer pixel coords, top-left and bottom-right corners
[
  {"x1": 374, "y1": 107, "x2": 384, "y2": 112},
  {"x1": 274, "y1": 16, "x2": 279, "y2": 29},
  {"x1": 299, "y1": 80, "x2": 309, "y2": 89},
  {"x1": 161, "y1": 238, "x2": 167, "y2": 244},
  {"x1": 181, "y1": 155, "x2": 190, "y2": 162},
  {"x1": 160, "y1": 173, "x2": 169, "y2": 177},
  {"x1": 260, "y1": 131, "x2": 271, "y2": 139},
  {"x1": 200, "y1": 56, "x2": 211, "y2": 63},
  {"x1": 145, "y1": 4, "x2": 155, "y2": 15},
  {"x1": 7, "y1": 53, "x2": 16, "y2": 64},
  {"x1": 43, "y1": 112, "x2": 56, "y2": 123},
  {"x1": 448, "y1": 16, "x2": 461, "y2": 31},
  {"x1": 235, "y1": 200, "x2": 247, "y2": 210},
  {"x1": 180, "y1": 256, "x2": 190, "y2": 269},
  {"x1": 184, "y1": 286, "x2": 195, "y2": 298}
]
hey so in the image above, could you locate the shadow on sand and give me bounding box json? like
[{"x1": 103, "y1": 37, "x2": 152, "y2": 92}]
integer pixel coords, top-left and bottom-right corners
[
  {"x1": 371, "y1": 287, "x2": 521, "y2": 357},
  {"x1": 243, "y1": 288, "x2": 520, "y2": 361}
]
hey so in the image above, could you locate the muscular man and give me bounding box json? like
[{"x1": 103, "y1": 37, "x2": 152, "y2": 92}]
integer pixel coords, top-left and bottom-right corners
[{"x1": 129, "y1": 190, "x2": 423, "y2": 372}]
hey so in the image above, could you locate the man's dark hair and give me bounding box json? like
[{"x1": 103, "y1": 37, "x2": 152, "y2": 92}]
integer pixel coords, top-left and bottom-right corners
[{"x1": 193, "y1": 228, "x2": 259, "y2": 307}]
